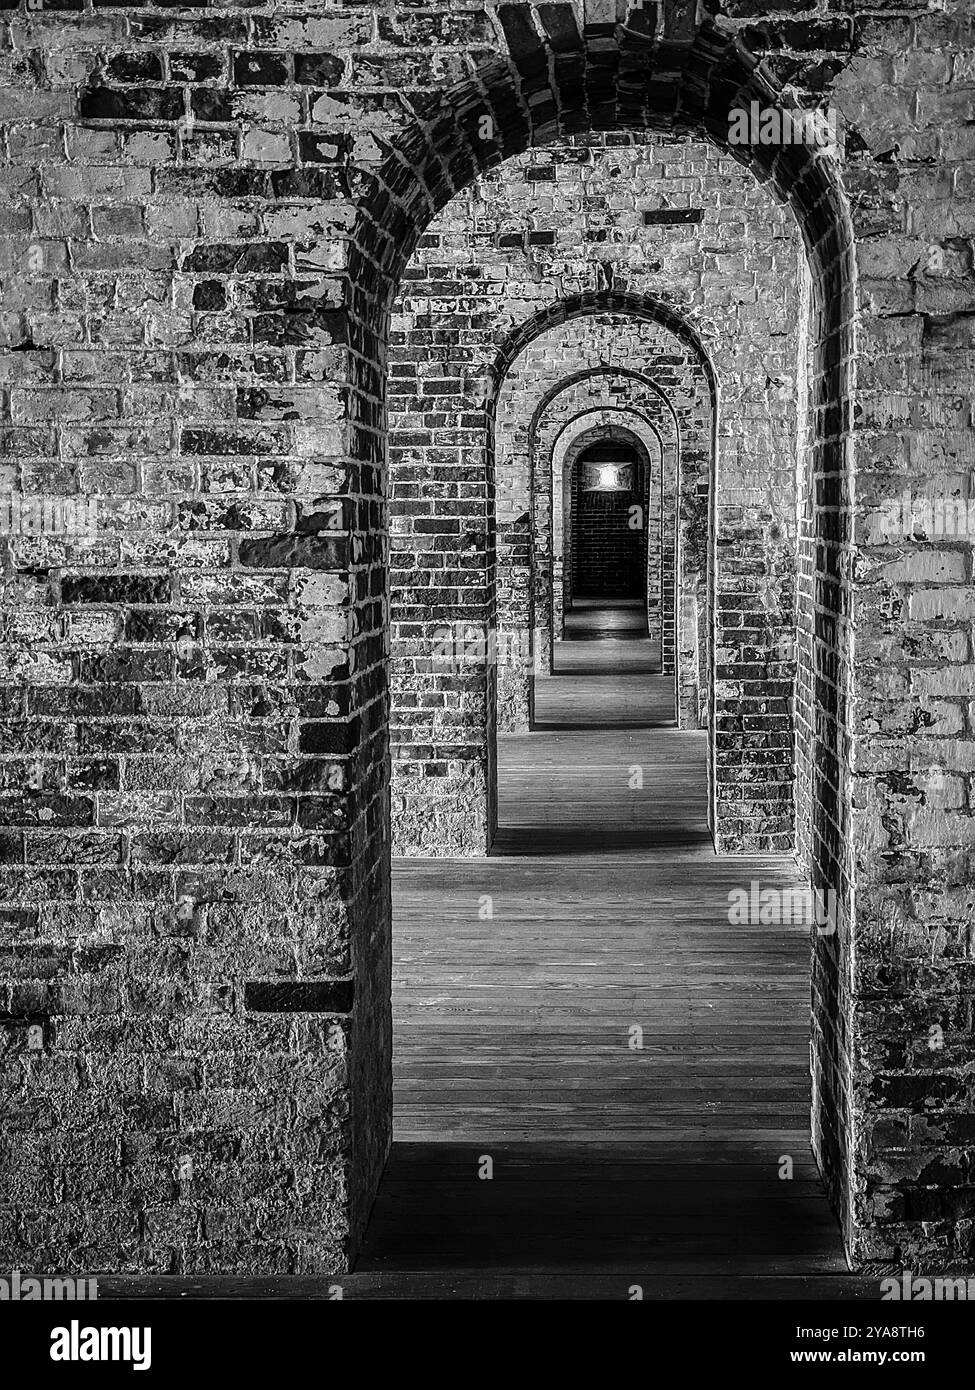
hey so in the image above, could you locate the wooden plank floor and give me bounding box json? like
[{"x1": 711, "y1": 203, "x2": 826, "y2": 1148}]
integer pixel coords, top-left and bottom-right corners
[{"x1": 354, "y1": 602, "x2": 856, "y2": 1297}]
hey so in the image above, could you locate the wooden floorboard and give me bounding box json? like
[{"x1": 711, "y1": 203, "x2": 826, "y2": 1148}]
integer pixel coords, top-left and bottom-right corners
[
  {"x1": 96, "y1": 1272, "x2": 879, "y2": 1301},
  {"x1": 357, "y1": 602, "x2": 853, "y2": 1297}
]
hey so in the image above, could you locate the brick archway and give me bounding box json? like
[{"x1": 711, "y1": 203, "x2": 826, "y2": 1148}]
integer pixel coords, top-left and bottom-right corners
[
  {"x1": 528, "y1": 370, "x2": 692, "y2": 720},
  {"x1": 550, "y1": 408, "x2": 664, "y2": 653},
  {"x1": 490, "y1": 291, "x2": 718, "y2": 407},
  {"x1": 555, "y1": 417, "x2": 662, "y2": 646},
  {"x1": 494, "y1": 330, "x2": 690, "y2": 735},
  {"x1": 2, "y1": 0, "x2": 970, "y2": 1285},
  {"x1": 0, "y1": 9, "x2": 863, "y2": 1281},
  {"x1": 493, "y1": 301, "x2": 717, "y2": 710},
  {"x1": 569, "y1": 436, "x2": 649, "y2": 596},
  {"x1": 354, "y1": 18, "x2": 857, "y2": 1270}
]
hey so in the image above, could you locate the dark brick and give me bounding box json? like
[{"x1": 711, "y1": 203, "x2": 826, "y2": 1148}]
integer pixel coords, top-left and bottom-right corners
[
  {"x1": 232, "y1": 51, "x2": 290, "y2": 86},
  {"x1": 181, "y1": 243, "x2": 288, "y2": 274},
  {"x1": 169, "y1": 52, "x2": 225, "y2": 83},
  {"x1": 643, "y1": 208, "x2": 704, "y2": 225},
  {"x1": 244, "y1": 980, "x2": 354, "y2": 1014},
  {"x1": 106, "y1": 53, "x2": 165, "y2": 83},
  {"x1": 192, "y1": 280, "x2": 227, "y2": 311},
  {"x1": 298, "y1": 720, "x2": 361, "y2": 757},
  {"x1": 238, "y1": 536, "x2": 349, "y2": 570},
  {"x1": 294, "y1": 54, "x2": 346, "y2": 86},
  {"x1": 79, "y1": 86, "x2": 185, "y2": 122},
  {"x1": 61, "y1": 576, "x2": 173, "y2": 605}
]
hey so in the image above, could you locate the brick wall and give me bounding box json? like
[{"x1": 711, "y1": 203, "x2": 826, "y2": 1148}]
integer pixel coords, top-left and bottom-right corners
[
  {"x1": 0, "y1": 0, "x2": 971, "y2": 1277},
  {"x1": 833, "y1": 9, "x2": 975, "y2": 1267}
]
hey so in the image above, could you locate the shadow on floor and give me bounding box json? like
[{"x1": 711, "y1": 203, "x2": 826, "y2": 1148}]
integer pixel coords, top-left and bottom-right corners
[{"x1": 354, "y1": 1141, "x2": 859, "y2": 1286}]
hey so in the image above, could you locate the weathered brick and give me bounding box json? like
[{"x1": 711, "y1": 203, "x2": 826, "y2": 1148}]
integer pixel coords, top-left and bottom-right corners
[{"x1": 0, "y1": 0, "x2": 969, "y2": 1288}]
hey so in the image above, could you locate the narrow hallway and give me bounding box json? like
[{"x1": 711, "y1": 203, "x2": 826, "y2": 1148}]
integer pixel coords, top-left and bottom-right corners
[{"x1": 355, "y1": 603, "x2": 858, "y2": 1298}]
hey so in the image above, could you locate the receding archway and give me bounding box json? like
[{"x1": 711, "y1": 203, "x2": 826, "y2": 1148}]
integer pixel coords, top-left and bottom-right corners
[
  {"x1": 554, "y1": 417, "x2": 664, "y2": 661},
  {"x1": 532, "y1": 373, "x2": 689, "y2": 715},
  {"x1": 494, "y1": 312, "x2": 713, "y2": 744},
  {"x1": 352, "y1": 17, "x2": 857, "y2": 1266}
]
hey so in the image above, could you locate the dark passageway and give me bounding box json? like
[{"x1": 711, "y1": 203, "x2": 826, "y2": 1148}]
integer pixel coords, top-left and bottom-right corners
[
  {"x1": 355, "y1": 604, "x2": 854, "y2": 1297},
  {"x1": 571, "y1": 444, "x2": 646, "y2": 601}
]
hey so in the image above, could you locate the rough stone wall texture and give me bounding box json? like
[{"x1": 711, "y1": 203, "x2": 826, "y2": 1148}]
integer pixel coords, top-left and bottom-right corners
[
  {"x1": 387, "y1": 339, "x2": 496, "y2": 857},
  {"x1": 834, "y1": 15, "x2": 975, "y2": 1271},
  {"x1": 0, "y1": 0, "x2": 971, "y2": 1277}
]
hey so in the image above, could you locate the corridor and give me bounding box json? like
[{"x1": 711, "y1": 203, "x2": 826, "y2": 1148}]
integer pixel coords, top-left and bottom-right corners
[{"x1": 354, "y1": 603, "x2": 860, "y2": 1298}]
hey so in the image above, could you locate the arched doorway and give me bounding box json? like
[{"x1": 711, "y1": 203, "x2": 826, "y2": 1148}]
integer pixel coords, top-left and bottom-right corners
[
  {"x1": 350, "y1": 19, "x2": 856, "y2": 1271},
  {"x1": 560, "y1": 425, "x2": 661, "y2": 658}
]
